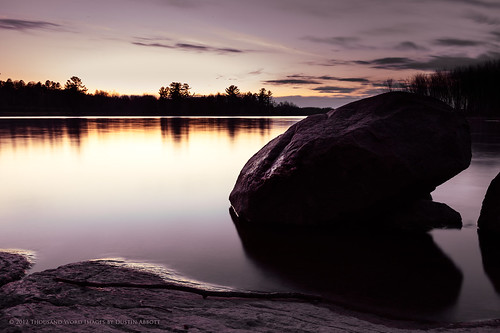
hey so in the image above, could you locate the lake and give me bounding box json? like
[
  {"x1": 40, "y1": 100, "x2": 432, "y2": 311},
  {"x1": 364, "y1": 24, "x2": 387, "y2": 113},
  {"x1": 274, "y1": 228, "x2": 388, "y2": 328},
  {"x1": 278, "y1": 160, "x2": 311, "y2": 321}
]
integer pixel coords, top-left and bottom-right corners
[{"x1": 0, "y1": 116, "x2": 500, "y2": 323}]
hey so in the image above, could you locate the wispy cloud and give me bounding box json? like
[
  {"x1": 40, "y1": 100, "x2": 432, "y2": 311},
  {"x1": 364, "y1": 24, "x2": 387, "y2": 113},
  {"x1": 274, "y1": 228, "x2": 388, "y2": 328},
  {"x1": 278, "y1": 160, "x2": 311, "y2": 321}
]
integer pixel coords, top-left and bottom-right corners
[
  {"x1": 348, "y1": 53, "x2": 500, "y2": 70},
  {"x1": 263, "y1": 74, "x2": 371, "y2": 86},
  {"x1": 312, "y1": 86, "x2": 359, "y2": 94},
  {"x1": 437, "y1": 0, "x2": 500, "y2": 9},
  {"x1": 317, "y1": 75, "x2": 370, "y2": 83},
  {"x1": 302, "y1": 35, "x2": 371, "y2": 49},
  {"x1": 263, "y1": 79, "x2": 321, "y2": 85},
  {"x1": 491, "y1": 31, "x2": 500, "y2": 39},
  {"x1": 132, "y1": 42, "x2": 173, "y2": 49},
  {"x1": 303, "y1": 36, "x2": 359, "y2": 45},
  {"x1": 465, "y1": 12, "x2": 500, "y2": 25},
  {"x1": 152, "y1": 0, "x2": 201, "y2": 8},
  {"x1": 395, "y1": 41, "x2": 428, "y2": 51},
  {"x1": 132, "y1": 40, "x2": 243, "y2": 54},
  {"x1": 354, "y1": 57, "x2": 413, "y2": 66},
  {"x1": 0, "y1": 18, "x2": 61, "y2": 31},
  {"x1": 434, "y1": 38, "x2": 484, "y2": 46},
  {"x1": 248, "y1": 69, "x2": 264, "y2": 75}
]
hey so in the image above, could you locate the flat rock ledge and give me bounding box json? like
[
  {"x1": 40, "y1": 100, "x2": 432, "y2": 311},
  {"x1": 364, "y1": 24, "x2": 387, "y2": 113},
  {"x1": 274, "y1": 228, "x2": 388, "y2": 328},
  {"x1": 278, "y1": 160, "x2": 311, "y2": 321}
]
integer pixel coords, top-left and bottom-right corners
[{"x1": 1, "y1": 256, "x2": 500, "y2": 332}]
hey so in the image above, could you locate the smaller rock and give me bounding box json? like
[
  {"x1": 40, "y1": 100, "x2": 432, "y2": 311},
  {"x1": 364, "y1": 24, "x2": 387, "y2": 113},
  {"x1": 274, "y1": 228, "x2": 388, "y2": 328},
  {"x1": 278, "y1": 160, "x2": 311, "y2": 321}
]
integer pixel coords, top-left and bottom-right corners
[
  {"x1": 382, "y1": 200, "x2": 462, "y2": 233},
  {"x1": 0, "y1": 250, "x2": 34, "y2": 287},
  {"x1": 478, "y1": 172, "x2": 500, "y2": 233}
]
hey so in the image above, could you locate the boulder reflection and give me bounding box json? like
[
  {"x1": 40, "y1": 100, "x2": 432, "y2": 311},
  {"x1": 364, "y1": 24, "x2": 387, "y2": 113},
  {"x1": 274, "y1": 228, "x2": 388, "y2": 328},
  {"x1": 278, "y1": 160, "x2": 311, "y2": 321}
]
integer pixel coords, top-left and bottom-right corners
[
  {"x1": 478, "y1": 230, "x2": 500, "y2": 294},
  {"x1": 231, "y1": 209, "x2": 463, "y2": 319}
]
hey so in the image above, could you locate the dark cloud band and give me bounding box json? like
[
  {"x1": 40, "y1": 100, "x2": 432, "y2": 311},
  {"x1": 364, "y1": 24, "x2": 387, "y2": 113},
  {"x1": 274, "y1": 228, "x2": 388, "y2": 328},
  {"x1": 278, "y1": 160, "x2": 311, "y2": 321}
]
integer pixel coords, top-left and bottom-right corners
[
  {"x1": 133, "y1": 40, "x2": 243, "y2": 54},
  {"x1": 351, "y1": 53, "x2": 500, "y2": 70},
  {"x1": 0, "y1": 19, "x2": 61, "y2": 31},
  {"x1": 434, "y1": 38, "x2": 484, "y2": 46},
  {"x1": 312, "y1": 86, "x2": 358, "y2": 93},
  {"x1": 263, "y1": 79, "x2": 321, "y2": 85}
]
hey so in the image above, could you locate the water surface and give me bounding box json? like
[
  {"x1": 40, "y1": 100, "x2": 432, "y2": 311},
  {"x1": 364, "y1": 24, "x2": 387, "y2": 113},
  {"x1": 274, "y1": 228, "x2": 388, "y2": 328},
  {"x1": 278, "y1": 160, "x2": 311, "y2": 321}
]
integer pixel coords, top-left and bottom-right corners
[{"x1": 1, "y1": 116, "x2": 500, "y2": 322}]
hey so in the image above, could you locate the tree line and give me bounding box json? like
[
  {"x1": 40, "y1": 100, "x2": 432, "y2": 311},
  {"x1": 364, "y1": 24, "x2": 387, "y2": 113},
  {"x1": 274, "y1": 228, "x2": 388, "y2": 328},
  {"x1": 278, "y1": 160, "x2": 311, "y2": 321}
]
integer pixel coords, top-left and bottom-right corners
[
  {"x1": 0, "y1": 77, "x2": 328, "y2": 116},
  {"x1": 385, "y1": 58, "x2": 500, "y2": 115}
]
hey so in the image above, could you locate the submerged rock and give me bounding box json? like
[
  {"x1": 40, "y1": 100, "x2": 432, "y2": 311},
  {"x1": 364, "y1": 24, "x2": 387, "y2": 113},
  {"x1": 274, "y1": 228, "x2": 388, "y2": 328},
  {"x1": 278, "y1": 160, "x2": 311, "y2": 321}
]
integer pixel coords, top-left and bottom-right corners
[
  {"x1": 382, "y1": 199, "x2": 462, "y2": 233},
  {"x1": 478, "y1": 172, "x2": 500, "y2": 233},
  {"x1": 230, "y1": 92, "x2": 471, "y2": 228}
]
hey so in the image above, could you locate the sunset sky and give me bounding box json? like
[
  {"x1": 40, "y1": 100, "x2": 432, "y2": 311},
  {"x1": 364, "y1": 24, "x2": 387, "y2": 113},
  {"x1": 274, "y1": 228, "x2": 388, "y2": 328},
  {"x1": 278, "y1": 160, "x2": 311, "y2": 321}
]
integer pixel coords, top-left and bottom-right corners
[{"x1": 1, "y1": 0, "x2": 500, "y2": 107}]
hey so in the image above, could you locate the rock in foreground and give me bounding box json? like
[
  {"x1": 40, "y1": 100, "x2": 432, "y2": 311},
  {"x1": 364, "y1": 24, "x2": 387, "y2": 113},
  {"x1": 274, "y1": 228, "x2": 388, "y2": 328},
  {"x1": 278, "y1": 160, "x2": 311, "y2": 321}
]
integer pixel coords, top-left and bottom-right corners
[
  {"x1": 0, "y1": 250, "x2": 33, "y2": 287},
  {"x1": 1, "y1": 259, "x2": 500, "y2": 332},
  {"x1": 230, "y1": 92, "x2": 471, "y2": 227},
  {"x1": 478, "y1": 172, "x2": 500, "y2": 233}
]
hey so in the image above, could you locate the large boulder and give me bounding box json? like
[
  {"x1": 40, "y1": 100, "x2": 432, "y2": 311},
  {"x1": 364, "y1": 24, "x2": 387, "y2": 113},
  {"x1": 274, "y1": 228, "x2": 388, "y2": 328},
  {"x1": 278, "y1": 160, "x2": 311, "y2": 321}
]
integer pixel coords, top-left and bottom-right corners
[
  {"x1": 478, "y1": 172, "x2": 500, "y2": 233},
  {"x1": 229, "y1": 92, "x2": 471, "y2": 227}
]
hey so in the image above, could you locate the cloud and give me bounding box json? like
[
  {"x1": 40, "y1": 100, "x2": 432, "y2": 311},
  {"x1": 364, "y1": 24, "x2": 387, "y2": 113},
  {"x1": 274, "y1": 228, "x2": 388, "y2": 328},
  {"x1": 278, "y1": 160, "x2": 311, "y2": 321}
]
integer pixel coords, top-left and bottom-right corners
[
  {"x1": 395, "y1": 41, "x2": 428, "y2": 51},
  {"x1": 152, "y1": 0, "x2": 201, "y2": 8},
  {"x1": 491, "y1": 31, "x2": 500, "y2": 39},
  {"x1": 0, "y1": 18, "x2": 61, "y2": 31},
  {"x1": 263, "y1": 79, "x2": 321, "y2": 85},
  {"x1": 264, "y1": 74, "x2": 371, "y2": 86},
  {"x1": 248, "y1": 69, "x2": 264, "y2": 75},
  {"x1": 351, "y1": 53, "x2": 500, "y2": 70},
  {"x1": 302, "y1": 35, "x2": 372, "y2": 49},
  {"x1": 132, "y1": 42, "x2": 173, "y2": 49},
  {"x1": 132, "y1": 40, "x2": 243, "y2": 54},
  {"x1": 465, "y1": 12, "x2": 500, "y2": 25},
  {"x1": 312, "y1": 86, "x2": 359, "y2": 94},
  {"x1": 354, "y1": 57, "x2": 413, "y2": 66},
  {"x1": 315, "y1": 75, "x2": 369, "y2": 83},
  {"x1": 303, "y1": 36, "x2": 359, "y2": 45},
  {"x1": 437, "y1": 0, "x2": 500, "y2": 8},
  {"x1": 434, "y1": 38, "x2": 484, "y2": 46}
]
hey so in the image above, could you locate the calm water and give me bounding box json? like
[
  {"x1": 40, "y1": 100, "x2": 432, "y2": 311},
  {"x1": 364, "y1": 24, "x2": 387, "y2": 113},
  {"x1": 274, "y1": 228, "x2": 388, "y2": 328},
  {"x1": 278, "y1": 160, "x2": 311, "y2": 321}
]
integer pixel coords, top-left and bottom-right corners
[{"x1": 1, "y1": 116, "x2": 500, "y2": 322}]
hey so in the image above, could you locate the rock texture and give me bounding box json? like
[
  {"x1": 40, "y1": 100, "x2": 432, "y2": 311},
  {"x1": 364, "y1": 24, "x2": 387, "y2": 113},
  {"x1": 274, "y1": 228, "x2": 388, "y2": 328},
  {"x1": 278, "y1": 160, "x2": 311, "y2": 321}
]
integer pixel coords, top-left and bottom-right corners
[
  {"x1": 478, "y1": 172, "x2": 500, "y2": 233},
  {"x1": 230, "y1": 92, "x2": 471, "y2": 227},
  {"x1": 0, "y1": 250, "x2": 33, "y2": 287},
  {"x1": 1, "y1": 258, "x2": 499, "y2": 333}
]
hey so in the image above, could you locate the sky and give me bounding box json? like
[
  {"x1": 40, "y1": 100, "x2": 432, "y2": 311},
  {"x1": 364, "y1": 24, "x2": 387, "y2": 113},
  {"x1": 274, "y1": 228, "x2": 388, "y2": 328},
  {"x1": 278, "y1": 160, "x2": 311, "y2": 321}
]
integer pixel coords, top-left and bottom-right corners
[{"x1": 1, "y1": 0, "x2": 500, "y2": 107}]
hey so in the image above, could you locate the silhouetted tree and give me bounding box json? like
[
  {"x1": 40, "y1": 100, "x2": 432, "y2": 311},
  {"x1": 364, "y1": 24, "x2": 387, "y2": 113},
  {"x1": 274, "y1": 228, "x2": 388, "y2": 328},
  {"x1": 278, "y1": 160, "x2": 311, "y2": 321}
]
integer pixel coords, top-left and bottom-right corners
[
  {"x1": 64, "y1": 76, "x2": 87, "y2": 94},
  {"x1": 159, "y1": 82, "x2": 191, "y2": 101},
  {"x1": 225, "y1": 85, "x2": 240, "y2": 98},
  {"x1": 14, "y1": 80, "x2": 26, "y2": 90},
  {"x1": 0, "y1": 75, "x2": 327, "y2": 116},
  {"x1": 158, "y1": 86, "x2": 169, "y2": 100},
  {"x1": 45, "y1": 80, "x2": 61, "y2": 90},
  {"x1": 258, "y1": 88, "x2": 272, "y2": 107},
  {"x1": 398, "y1": 58, "x2": 500, "y2": 114}
]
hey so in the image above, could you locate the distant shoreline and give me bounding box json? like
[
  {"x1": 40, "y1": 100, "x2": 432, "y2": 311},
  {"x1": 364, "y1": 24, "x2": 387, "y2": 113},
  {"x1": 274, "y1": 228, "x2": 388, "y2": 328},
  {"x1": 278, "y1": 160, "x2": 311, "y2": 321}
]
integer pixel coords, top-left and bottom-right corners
[{"x1": 0, "y1": 105, "x2": 329, "y2": 118}]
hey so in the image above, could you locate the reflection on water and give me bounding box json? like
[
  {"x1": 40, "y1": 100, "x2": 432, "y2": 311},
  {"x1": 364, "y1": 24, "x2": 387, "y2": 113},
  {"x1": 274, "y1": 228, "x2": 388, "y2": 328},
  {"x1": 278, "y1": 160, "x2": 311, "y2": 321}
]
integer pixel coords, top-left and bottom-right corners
[
  {"x1": 1, "y1": 116, "x2": 500, "y2": 322},
  {"x1": 478, "y1": 230, "x2": 500, "y2": 294},
  {"x1": 0, "y1": 117, "x2": 275, "y2": 150},
  {"x1": 232, "y1": 208, "x2": 462, "y2": 321}
]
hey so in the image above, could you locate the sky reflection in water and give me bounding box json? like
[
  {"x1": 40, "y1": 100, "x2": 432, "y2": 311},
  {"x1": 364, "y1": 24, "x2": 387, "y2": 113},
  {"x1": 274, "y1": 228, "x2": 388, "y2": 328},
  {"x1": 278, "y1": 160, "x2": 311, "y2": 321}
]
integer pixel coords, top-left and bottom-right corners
[{"x1": 1, "y1": 117, "x2": 500, "y2": 322}]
